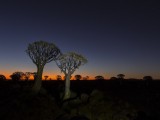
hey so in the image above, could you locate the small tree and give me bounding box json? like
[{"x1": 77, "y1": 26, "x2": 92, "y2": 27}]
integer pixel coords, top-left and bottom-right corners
[
  {"x1": 44, "y1": 75, "x2": 49, "y2": 80},
  {"x1": 95, "y1": 75, "x2": 104, "y2": 80},
  {"x1": 0, "y1": 74, "x2": 6, "y2": 81},
  {"x1": 83, "y1": 76, "x2": 89, "y2": 80},
  {"x1": 117, "y1": 74, "x2": 125, "y2": 85},
  {"x1": 110, "y1": 77, "x2": 117, "y2": 80},
  {"x1": 26, "y1": 41, "x2": 61, "y2": 93},
  {"x1": 56, "y1": 52, "x2": 87, "y2": 100},
  {"x1": 31, "y1": 72, "x2": 37, "y2": 80},
  {"x1": 56, "y1": 75, "x2": 62, "y2": 80},
  {"x1": 143, "y1": 76, "x2": 153, "y2": 87},
  {"x1": 75, "y1": 74, "x2": 82, "y2": 80},
  {"x1": 143, "y1": 76, "x2": 153, "y2": 81},
  {"x1": 117, "y1": 74, "x2": 125, "y2": 79},
  {"x1": 24, "y1": 72, "x2": 32, "y2": 81},
  {"x1": 10, "y1": 72, "x2": 24, "y2": 81}
]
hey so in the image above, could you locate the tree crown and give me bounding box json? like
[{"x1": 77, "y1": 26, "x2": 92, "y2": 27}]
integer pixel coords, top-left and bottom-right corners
[
  {"x1": 26, "y1": 40, "x2": 61, "y2": 66},
  {"x1": 56, "y1": 52, "x2": 87, "y2": 74}
]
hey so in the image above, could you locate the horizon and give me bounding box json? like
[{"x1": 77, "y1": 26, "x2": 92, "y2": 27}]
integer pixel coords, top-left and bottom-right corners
[{"x1": 1, "y1": 70, "x2": 159, "y2": 80}]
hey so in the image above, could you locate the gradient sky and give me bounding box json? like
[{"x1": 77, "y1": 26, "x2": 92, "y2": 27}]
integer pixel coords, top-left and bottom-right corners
[{"x1": 0, "y1": 0, "x2": 160, "y2": 79}]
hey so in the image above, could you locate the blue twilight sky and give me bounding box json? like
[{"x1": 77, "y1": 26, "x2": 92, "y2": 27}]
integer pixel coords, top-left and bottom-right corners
[{"x1": 0, "y1": 0, "x2": 160, "y2": 79}]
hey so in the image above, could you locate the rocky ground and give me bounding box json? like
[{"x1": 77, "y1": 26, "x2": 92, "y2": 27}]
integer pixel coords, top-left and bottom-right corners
[{"x1": 0, "y1": 80, "x2": 160, "y2": 120}]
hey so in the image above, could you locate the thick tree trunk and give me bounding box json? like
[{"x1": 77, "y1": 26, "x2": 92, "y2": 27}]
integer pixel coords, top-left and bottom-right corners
[
  {"x1": 63, "y1": 73, "x2": 71, "y2": 100},
  {"x1": 32, "y1": 66, "x2": 44, "y2": 93}
]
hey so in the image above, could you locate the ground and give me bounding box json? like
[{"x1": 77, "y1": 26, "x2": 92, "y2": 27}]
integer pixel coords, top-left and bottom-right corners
[{"x1": 0, "y1": 80, "x2": 160, "y2": 120}]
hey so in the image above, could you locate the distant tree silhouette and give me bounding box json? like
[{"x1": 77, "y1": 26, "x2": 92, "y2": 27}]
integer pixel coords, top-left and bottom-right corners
[
  {"x1": 24, "y1": 72, "x2": 32, "y2": 81},
  {"x1": 31, "y1": 72, "x2": 37, "y2": 80},
  {"x1": 56, "y1": 75, "x2": 62, "y2": 80},
  {"x1": 0, "y1": 74, "x2": 6, "y2": 81},
  {"x1": 117, "y1": 74, "x2": 125, "y2": 85},
  {"x1": 110, "y1": 77, "x2": 117, "y2": 80},
  {"x1": 75, "y1": 74, "x2": 82, "y2": 80},
  {"x1": 26, "y1": 41, "x2": 61, "y2": 93},
  {"x1": 56, "y1": 52, "x2": 87, "y2": 100},
  {"x1": 143, "y1": 76, "x2": 153, "y2": 87},
  {"x1": 83, "y1": 76, "x2": 89, "y2": 80},
  {"x1": 44, "y1": 75, "x2": 49, "y2": 80},
  {"x1": 10, "y1": 72, "x2": 24, "y2": 81},
  {"x1": 143, "y1": 76, "x2": 153, "y2": 81},
  {"x1": 95, "y1": 75, "x2": 104, "y2": 80},
  {"x1": 117, "y1": 74, "x2": 125, "y2": 79},
  {"x1": 86, "y1": 76, "x2": 89, "y2": 80}
]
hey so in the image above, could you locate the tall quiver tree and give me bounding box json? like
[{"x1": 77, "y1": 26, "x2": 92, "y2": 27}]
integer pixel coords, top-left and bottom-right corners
[
  {"x1": 26, "y1": 41, "x2": 61, "y2": 93},
  {"x1": 56, "y1": 52, "x2": 87, "y2": 100}
]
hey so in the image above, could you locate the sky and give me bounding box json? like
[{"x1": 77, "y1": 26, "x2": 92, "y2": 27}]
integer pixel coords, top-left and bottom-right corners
[{"x1": 0, "y1": 0, "x2": 160, "y2": 79}]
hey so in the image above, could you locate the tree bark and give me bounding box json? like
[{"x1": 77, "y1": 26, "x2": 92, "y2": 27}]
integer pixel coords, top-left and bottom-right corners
[
  {"x1": 63, "y1": 73, "x2": 71, "y2": 100},
  {"x1": 32, "y1": 66, "x2": 44, "y2": 93}
]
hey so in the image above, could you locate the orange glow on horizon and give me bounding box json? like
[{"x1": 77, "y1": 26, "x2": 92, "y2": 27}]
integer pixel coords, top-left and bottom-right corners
[
  {"x1": 2, "y1": 72, "x2": 96, "y2": 80},
  {"x1": 1, "y1": 71, "x2": 160, "y2": 80}
]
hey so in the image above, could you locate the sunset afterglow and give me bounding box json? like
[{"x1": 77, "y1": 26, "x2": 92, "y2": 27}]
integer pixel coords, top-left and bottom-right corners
[{"x1": 0, "y1": 1, "x2": 160, "y2": 80}]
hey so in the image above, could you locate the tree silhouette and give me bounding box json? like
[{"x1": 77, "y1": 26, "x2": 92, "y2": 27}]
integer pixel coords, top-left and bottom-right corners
[
  {"x1": 117, "y1": 74, "x2": 125, "y2": 79},
  {"x1": 56, "y1": 52, "x2": 87, "y2": 100},
  {"x1": 26, "y1": 41, "x2": 61, "y2": 93},
  {"x1": 110, "y1": 77, "x2": 117, "y2": 80},
  {"x1": 143, "y1": 76, "x2": 153, "y2": 87},
  {"x1": 31, "y1": 72, "x2": 37, "y2": 80},
  {"x1": 95, "y1": 75, "x2": 104, "y2": 80},
  {"x1": 117, "y1": 74, "x2": 125, "y2": 85},
  {"x1": 83, "y1": 76, "x2": 89, "y2": 80},
  {"x1": 75, "y1": 74, "x2": 82, "y2": 80},
  {"x1": 56, "y1": 75, "x2": 62, "y2": 80},
  {"x1": 10, "y1": 72, "x2": 24, "y2": 81},
  {"x1": 24, "y1": 72, "x2": 32, "y2": 81},
  {"x1": 44, "y1": 75, "x2": 49, "y2": 80},
  {"x1": 0, "y1": 74, "x2": 6, "y2": 81},
  {"x1": 143, "y1": 76, "x2": 153, "y2": 81}
]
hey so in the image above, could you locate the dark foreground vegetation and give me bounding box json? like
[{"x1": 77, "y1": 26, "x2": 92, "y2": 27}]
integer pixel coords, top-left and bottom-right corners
[{"x1": 0, "y1": 80, "x2": 160, "y2": 120}]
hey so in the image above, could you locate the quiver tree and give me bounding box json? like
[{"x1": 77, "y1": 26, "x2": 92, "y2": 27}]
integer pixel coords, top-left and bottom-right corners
[
  {"x1": 26, "y1": 41, "x2": 61, "y2": 93},
  {"x1": 56, "y1": 52, "x2": 87, "y2": 100}
]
